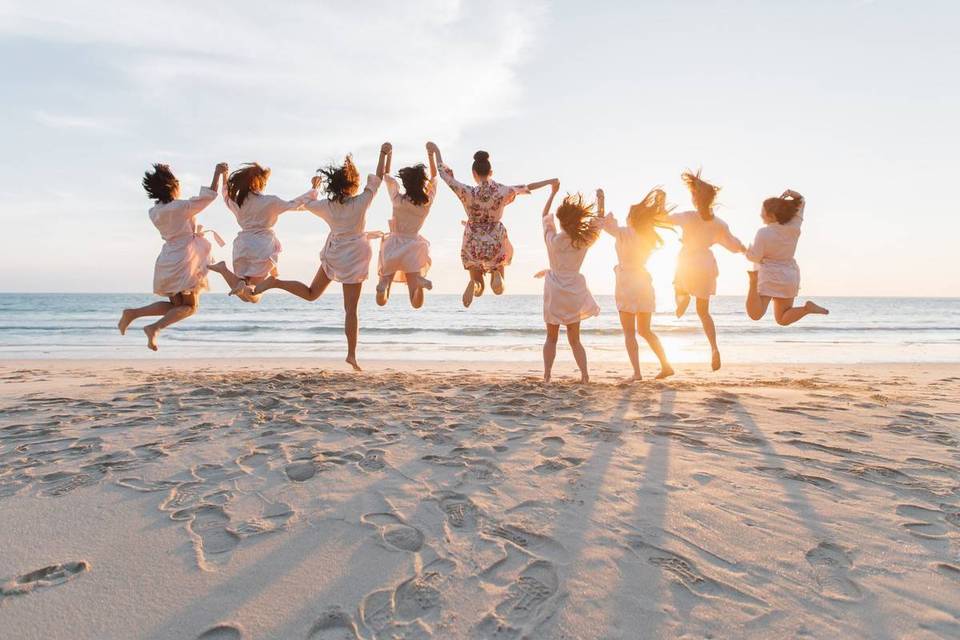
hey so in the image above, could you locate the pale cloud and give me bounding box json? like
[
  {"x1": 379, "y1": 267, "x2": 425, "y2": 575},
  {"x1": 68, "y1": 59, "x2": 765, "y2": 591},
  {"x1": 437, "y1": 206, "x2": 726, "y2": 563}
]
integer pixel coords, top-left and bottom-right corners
[
  {"x1": 2, "y1": 0, "x2": 547, "y2": 153},
  {"x1": 32, "y1": 110, "x2": 124, "y2": 133}
]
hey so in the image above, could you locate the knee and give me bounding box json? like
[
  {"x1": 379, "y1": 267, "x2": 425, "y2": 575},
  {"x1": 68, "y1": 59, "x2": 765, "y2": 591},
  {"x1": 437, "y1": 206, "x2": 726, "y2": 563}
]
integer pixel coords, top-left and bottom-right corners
[
  {"x1": 696, "y1": 307, "x2": 711, "y2": 321},
  {"x1": 306, "y1": 290, "x2": 321, "y2": 302},
  {"x1": 747, "y1": 308, "x2": 764, "y2": 321},
  {"x1": 637, "y1": 328, "x2": 654, "y2": 340},
  {"x1": 774, "y1": 313, "x2": 790, "y2": 326},
  {"x1": 411, "y1": 298, "x2": 423, "y2": 309},
  {"x1": 545, "y1": 334, "x2": 559, "y2": 346},
  {"x1": 566, "y1": 334, "x2": 581, "y2": 348}
]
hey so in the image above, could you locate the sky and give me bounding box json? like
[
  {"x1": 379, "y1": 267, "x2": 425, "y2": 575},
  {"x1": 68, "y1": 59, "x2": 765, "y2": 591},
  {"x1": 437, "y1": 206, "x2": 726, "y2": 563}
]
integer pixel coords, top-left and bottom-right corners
[{"x1": 0, "y1": 0, "x2": 958, "y2": 297}]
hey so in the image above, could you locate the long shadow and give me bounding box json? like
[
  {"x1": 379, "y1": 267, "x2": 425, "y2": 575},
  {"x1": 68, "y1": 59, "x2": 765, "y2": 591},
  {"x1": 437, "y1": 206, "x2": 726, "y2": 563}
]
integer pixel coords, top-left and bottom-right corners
[
  {"x1": 606, "y1": 387, "x2": 675, "y2": 637},
  {"x1": 723, "y1": 396, "x2": 892, "y2": 639},
  {"x1": 530, "y1": 383, "x2": 671, "y2": 637}
]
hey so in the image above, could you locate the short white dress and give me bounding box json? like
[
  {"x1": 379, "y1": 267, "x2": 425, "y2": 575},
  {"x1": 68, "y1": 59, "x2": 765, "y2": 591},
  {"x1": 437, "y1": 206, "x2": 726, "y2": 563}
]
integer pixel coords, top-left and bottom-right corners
[
  {"x1": 745, "y1": 199, "x2": 805, "y2": 298},
  {"x1": 539, "y1": 213, "x2": 600, "y2": 325},
  {"x1": 378, "y1": 174, "x2": 434, "y2": 282},
  {"x1": 224, "y1": 187, "x2": 317, "y2": 279},
  {"x1": 602, "y1": 214, "x2": 656, "y2": 313},
  {"x1": 438, "y1": 163, "x2": 529, "y2": 272},
  {"x1": 668, "y1": 211, "x2": 744, "y2": 299},
  {"x1": 150, "y1": 186, "x2": 220, "y2": 297},
  {"x1": 305, "y1": 174, "x2": 382, "y2": 284}
]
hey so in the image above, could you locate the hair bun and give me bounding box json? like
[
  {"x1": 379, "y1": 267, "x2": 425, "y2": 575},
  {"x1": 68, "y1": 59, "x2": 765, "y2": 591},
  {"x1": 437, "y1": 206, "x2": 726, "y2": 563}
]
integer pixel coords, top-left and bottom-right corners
[{"x1": 473, "y1": 150, "x2": 489, "y2": 162}]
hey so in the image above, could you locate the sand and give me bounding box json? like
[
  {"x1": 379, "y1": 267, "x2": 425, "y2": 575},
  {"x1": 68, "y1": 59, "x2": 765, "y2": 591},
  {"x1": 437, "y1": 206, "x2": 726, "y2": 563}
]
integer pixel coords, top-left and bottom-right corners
[{"x1": 0, "y1": 359, "x2": 958, "y2": 639}]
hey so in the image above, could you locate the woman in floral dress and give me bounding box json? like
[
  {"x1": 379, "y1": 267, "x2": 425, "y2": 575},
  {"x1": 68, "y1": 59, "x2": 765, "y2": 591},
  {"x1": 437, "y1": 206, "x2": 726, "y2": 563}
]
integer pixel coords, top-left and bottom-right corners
[{"x1": 426, "y1": 142, "x2": 556, "y2": 307}]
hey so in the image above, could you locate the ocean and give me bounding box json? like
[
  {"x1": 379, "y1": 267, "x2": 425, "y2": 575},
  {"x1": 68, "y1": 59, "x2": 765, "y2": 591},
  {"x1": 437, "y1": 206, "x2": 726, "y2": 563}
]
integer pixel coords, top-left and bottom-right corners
[{"x1": 1, "y1": 294, "x2": 958, "y2": 364}]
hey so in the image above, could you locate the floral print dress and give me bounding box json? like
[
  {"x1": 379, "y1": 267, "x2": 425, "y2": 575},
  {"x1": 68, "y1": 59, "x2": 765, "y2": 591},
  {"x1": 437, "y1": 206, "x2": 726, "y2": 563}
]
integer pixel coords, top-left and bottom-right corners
[{"x1": 438, "y1": 163, "x2": 529, "y2": 272}]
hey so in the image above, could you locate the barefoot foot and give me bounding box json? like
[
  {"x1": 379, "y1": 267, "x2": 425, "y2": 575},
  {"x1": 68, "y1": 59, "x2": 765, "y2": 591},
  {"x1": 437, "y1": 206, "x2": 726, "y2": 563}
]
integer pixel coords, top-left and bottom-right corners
[
  {"x1": 490, "y1": 270, "x2": 504, "y2": 295},
  {"x1": 143, "y1": 325, "x2": 160, "y2": 351},
  {"x1": 346, "y1": 356, "x2": 362, "y2": 371},
  {"x1": 805, "y1": 301, "x2": 829, "y2": 315},
  {"x1": 376, "y1": 281, "x2": 390, "y2": 307},
  {"x1": 655, "y1": 365, "x2": 675, "y2": 380},
  {"x1": 711, "y1": 350, "x2": 721, "y2": 371},
  {"x1": 118, "y1": 309, "x2": 134, "y2": 335},
  {"x1": 462, "y1": 280, "x2": 476, "y2": 308}
]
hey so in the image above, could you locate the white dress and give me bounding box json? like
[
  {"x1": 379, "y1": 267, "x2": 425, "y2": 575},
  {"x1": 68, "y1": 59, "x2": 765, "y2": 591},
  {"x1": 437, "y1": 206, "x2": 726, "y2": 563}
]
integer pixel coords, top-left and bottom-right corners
[
  {"x1": 603, "y1": 215, "x2": 656, "y2": 313},
  {"x1": 745, "y1": 199, "x2": 805, "y2": 298},
  {"x1": 438, "y1": 163, "x2": 529, "y2": 272},
  {"x1": 667, "y1": 210, "x2": 743, "y2": 299},
  {"x1": 150, "y1": 186, "x2": 220, "y2": 297},
  {"x1": 540, "y1": 214, "x2": 600, "y2": 325},
  {"x1": 224, "y1": 187, "x2": 317, "y2": 279},
  {"x1": 378, "y1": 174, "x2": 434, "y2": 282},
  {"x1": 305, "y1": 174, "x2": 382, "y2": 284}
]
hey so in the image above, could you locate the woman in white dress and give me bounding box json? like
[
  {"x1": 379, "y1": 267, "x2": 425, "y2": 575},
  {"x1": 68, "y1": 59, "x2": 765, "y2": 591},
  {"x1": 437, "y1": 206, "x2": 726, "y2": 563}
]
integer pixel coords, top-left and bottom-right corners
[
  {"x1": 118, "y1": 162, "x2": 228, "y2": 350},
  {"x1": 744, "y1": 189, "x2": 828, "y2": 324},
  {"x1": 669, "y1": 170, "x2": 746, "y2": 371},
  {"x1": 538, "y1": 180, "x2": 600, "y2": 383},
  {"x1": 375, "y1": 143, "x2": 437, "y2": 309},
  {"x1": 255, "y1": 143, "x2": 391, "y2": 371},
  {"x1": 211, "y1": 163, "x2": 319, "y2": 303},
  {"x1": 601, "y1": 187, "x2": 675, "y2": 381},
  {"x1": 426, "y1": 142, "x2": 556, "y2": 307}
]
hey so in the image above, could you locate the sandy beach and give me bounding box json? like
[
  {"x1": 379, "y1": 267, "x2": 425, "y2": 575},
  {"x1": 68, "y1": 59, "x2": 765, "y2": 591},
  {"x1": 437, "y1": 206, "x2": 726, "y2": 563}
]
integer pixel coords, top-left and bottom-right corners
[{"x1": 1, "y1": 359, "x2": 958, "y2": 639}]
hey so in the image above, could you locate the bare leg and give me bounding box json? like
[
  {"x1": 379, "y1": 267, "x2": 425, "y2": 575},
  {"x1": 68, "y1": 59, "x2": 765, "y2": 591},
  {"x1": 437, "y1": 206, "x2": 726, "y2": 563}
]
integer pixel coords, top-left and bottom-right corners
[
  {"x1": 119, "y1": 301, "x2": 173, "y2": 335},
  {"x1": 342, "y1": 282, "x2": 363, "y2": 371},
  {"x1": 208, "y1": 261, "x2": 245, "y2": 292},
  {"x1": 491, "y1": 267, "x2": 505, "y2": 295},
  {"x1": 256, "y1": 266, "x2": 332, "y2": 301},
  {"x1": 376, "y1": 275, "x2": 392, "y2": 307},
  {"x1": 462, "y1": 268, "x2": 484, "y2": 308},
  {"x1": 566, "y1": 322, "x2": 589, "y2": 383},
  {"x1": 405, "y1": 274, "x2": 424, "y2": 309},
  {"x1": 675, "y1": 288, "x2": 691, "y2": 318},
  {"x1": 637, "y1": 312, "x2": 674, "y2": 379},
  {"x1": 745, "y1": 271, "x2": 772, "y2": 321},
  {"x1": 143, "y1": 293, "x2": 199, "y2": 351},
  {"x1": 543, "y1": 323, "x2": 560, "y2": 383},
  {"x1": 695, "y1": 297, "x2": 721, "y2": 370},
  {"x1": 773, "y1": 297, "x2": 829, "y2": 326},
  {"x1": 618, "y1": 312, "x2": 642, "y2": 381}
]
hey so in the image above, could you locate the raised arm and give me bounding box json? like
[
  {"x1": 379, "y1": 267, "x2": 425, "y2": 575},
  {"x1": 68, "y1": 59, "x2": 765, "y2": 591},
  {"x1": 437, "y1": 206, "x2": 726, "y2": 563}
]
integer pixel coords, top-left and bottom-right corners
[
  {"x1": 426, "y1": 141, "x2": 442, "y2": 167},
  {"x1": 210, "y1": 162, "x2": 228, "y2": 190},
  {"x1": 527, "y1": 178, "x2": 559, "y2": 192},
  {"x1": 782, "y1": 188, "x2": 805, "y2": 227},
  {"x1": 596, "y1": 188, "x2": 605, "y2": 216},
  {"x1": 426, "y1": 143, "x2": 438, "y2": 179},
  {"x1": 542, "y1": 179, "x2": 560, "y2": 218},
  {"x1": 376, "y1": 142, "x2": 391, "y2": 178}
]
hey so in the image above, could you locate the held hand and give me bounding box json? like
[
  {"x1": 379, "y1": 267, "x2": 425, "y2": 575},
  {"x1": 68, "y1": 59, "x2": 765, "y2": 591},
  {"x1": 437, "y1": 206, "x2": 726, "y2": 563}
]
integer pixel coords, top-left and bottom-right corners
[
  {"x1": 216, "y1": 162, "x2": 229, "y2": 175},
  {"x1": 425, "y1": 141, "x2": 438, "y2": 153},
  {"x1": 381, "y1": 142, "x2": 393, "y2": 155},
  {"x1": 550, "y1": 180, "x2": 560, "y2": 195},
  {"x1": 311, "y1": 175, "x2": 322, "y2": 189}
]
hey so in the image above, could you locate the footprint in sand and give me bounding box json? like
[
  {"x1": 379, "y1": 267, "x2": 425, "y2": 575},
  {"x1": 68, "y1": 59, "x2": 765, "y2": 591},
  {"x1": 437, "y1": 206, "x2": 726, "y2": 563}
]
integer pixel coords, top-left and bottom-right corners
[
  {"x1": 438, "y1": 492, "x2": 482, "y2": 531},
  {"x1": 896, "y1": 504, "x2": 950, "y2": 540},
  {"x1": 805, "y1": 542, "x2": 862, "y2": 602},
  {"x1": 285, "y1": 460, "x2": 317, "y2": 482},
  {"x1": 188, "y1": 505, "x2": 240, "y2": 568},
  {"x1": 484, "y1": 524, "x2": 567, "y2": 561},
  {"x1": 362, "y1": 558, "x2": 454, "y2": 636},
  {"x1": 361, "y1": 513, "x2": 425, "y2": 552},
  {"x1": 1, "y1": 561, "x2": 90, "y2": 598},
  {"x1": 307, "y1": 607, "x2": 360, "y2": 640},
  {"x1": 475, "y1": 560, "x2": 559, "y2": 638},
  {"x1": 358, "y1": 449, "x2": 387, "y2": 472},
  {"x1": 196, "y1": 624, "x2": 243, "y2": 639}
]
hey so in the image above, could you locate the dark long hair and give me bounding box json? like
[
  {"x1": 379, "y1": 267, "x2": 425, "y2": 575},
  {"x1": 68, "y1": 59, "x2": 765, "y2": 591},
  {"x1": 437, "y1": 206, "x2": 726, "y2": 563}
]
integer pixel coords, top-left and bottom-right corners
[
  {"x1": 763, "y1": 195, "x2": 803, "y2": 224},
  {"x1": 143, "y1": 163, "x2": 179, "y2": 204},
  {"x1": 228, "y1": 163, "x2": 271, "y2": 207},
  {"x1": 627, "y1": 188, "x2": 675, "y2": 248},
  {"x1": 556, "y1": 193, "x2": 599, "y2": 249},
  {"x1": 318, "y1": 155, "x2": 360, "y2": 204},
  {"x1": 397, "y1": 164, "x2": 430, "y2": 206},
  {"x1": 472, "y1": 150, "x2": 491, "y2": 178},
  {"x1": 681, "y1": 168, "x2": 720, "y2": 220}
]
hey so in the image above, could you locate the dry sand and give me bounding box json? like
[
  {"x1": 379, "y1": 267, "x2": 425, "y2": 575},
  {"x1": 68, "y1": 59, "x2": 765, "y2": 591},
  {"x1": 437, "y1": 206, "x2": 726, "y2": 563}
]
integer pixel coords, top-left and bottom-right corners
[{"x1": 1, "y1": 359, "x2": 958, "y2": 639}]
